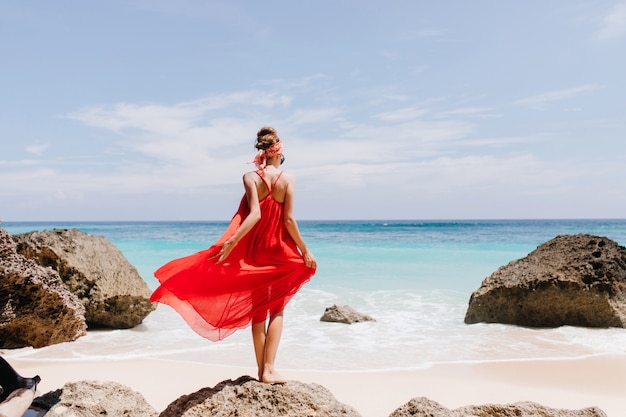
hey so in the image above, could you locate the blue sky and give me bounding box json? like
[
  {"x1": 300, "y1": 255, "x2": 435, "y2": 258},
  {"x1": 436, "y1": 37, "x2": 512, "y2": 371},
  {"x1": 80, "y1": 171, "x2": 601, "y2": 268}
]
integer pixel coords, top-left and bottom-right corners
[{"x1": 1, "y1": 1, "x2": 625, "y2": 221}]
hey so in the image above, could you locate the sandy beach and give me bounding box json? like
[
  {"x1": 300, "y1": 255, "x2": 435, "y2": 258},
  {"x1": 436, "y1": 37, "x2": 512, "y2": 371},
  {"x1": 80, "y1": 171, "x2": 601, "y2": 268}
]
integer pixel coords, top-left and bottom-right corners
[{"x1": 9, "y1": 353, "x2": 625, "y2": 417}]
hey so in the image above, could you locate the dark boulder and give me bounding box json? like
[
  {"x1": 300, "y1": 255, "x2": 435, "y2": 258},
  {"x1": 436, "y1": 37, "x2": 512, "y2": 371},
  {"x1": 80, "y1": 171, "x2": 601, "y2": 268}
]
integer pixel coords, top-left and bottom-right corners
[
  {"x1": 465, "y1": 234, "x2": 626, "y2": 327},
  {"x1": 14, "y1": 229, "x2": 155, "y2": 329},
  {"x1": 0, "y1": 228, "x2": 86, "y2": 348}
]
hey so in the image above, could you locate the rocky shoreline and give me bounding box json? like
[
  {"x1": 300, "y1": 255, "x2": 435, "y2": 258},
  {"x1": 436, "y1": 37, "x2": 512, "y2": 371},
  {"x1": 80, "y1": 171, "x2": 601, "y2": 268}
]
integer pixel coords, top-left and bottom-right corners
[
  {"x1": 1, "y1": 228, "x2": 155, "y2": 349},
  {"x1": 19, "y1": 376, "x2": 606, "y2": 417},
  {"x1": 3, "y1": 227, "x2": 626, "y2": 416}
]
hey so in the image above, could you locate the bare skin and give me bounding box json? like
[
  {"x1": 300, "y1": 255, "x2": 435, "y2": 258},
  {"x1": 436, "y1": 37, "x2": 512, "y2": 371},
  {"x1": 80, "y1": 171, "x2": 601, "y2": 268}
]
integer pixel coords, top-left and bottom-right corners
[
  {"x1": 214, "y1": 154, "x2": 316, "y2": 383},
  {"x1": 252, "y1": 312, "x2": 285, "y2": 383}
]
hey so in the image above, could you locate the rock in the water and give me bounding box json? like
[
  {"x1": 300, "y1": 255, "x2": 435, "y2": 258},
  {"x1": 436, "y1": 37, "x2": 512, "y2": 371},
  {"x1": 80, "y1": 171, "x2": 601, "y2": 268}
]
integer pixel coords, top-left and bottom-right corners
[
  {"x1": 14, "y1": 228, "x2": 155, "y2": 329},
  {"x1": 0, "y1": 228, "x2": 86, "y2": 348},
  {"x1": 320, "y1": 304, "x2": 375, "y2": 324},
  {"x1": 34, "y1": 380, "x2": 158, "y2": 417},
  {"x1": 465, "y1": 234, "x2": 626, "y2": 328},
  {"x1": 389, "y1": 397, "x2": 607, "y2": 417},
  {"x1": 160, "y1": 375, "x2": 362, "y2": 417}
]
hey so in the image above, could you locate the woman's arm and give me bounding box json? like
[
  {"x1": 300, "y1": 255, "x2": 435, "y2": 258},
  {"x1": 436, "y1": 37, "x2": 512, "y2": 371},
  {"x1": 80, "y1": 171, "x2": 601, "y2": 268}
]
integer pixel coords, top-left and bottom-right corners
[
  {"x1": 215, "y1": 172, "x2": 262, "y2": 263},
  {"x1": 283, "y1": 176, "x2": 317, "y2": 269}
]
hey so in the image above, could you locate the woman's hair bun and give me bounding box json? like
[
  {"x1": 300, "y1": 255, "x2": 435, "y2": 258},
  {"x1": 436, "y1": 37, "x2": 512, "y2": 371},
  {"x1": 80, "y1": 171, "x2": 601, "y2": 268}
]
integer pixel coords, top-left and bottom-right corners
[{"x1": 255, "y1": 126, "x2": 280, "y2": 150}]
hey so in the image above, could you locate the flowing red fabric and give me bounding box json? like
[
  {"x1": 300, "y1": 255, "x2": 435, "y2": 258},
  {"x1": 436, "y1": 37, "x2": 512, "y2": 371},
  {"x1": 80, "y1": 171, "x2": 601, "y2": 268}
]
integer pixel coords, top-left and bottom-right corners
[{"x1": 150, "y1": 172, "x2": 316, "y2": 341}]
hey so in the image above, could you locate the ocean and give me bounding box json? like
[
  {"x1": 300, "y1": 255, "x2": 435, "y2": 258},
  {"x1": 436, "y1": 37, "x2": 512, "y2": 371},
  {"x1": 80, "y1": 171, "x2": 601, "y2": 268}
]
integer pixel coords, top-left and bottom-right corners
[{"x1": 3, "y1": 219, "x2": 626, "y2": 371}]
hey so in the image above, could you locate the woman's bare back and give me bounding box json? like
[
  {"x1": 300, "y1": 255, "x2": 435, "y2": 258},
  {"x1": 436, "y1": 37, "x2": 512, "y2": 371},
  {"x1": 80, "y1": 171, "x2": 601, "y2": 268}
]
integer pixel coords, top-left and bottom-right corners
[{"x1": 254, "y1": 169, "x2": 291, "y2": 204}]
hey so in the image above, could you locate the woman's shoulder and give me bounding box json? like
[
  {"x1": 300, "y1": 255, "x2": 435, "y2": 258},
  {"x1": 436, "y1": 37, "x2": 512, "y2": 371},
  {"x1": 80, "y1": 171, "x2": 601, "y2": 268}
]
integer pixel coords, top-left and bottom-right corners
[
  {"x1": 243, "y1": 171, "x2": 260, "y2": 183},
  {"x1": 276, "y1": 170, "x2": 296, "y2": 187},
  {"x1": 244, "y1": 169, "x2": 295, "y2": 187},
  {"x1": 278, "y1": 170, "x2": 295, "y2": 180}
]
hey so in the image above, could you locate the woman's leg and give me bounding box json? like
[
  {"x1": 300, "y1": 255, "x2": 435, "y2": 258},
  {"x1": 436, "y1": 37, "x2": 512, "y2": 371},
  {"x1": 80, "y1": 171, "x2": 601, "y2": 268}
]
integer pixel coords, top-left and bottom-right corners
[
  {"x1": 252, "y1": 320, "x2": 267, "y2": 381},
  {"x1": 261, "y1": 312, "x2": 285, "y2": 383},
  {"x1": 251, "y1": 311, "x2": 286, "y2": 383}
]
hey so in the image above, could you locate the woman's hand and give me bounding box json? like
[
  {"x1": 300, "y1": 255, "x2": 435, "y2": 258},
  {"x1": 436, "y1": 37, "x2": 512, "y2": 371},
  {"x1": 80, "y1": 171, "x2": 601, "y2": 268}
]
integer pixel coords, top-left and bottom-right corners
[
  {"x1": 303, "y1": 251, "x2": 317, "y2": 269},
  {"x1": 211, "y1": 239, "x2": 236, "y2": 264},
  {"x1": 208, "y1": 172, "x2": 261, "y2": 265}
]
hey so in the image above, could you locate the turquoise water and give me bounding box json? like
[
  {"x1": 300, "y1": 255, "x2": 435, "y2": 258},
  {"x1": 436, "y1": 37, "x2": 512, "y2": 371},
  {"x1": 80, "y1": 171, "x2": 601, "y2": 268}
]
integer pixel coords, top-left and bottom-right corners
[{"x1": 3, "y1": 219, "x2": 626, "y2": 370}]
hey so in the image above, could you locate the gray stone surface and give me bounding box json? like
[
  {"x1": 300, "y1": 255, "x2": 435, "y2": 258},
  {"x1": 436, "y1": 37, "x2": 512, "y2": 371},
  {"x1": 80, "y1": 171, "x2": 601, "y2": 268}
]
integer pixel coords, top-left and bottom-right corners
[
  {"x1": 465, "y1": 234, "x2": 626, "y2": 327},
  {"x1": 35, "y1": 380, "x2": 158, "y2": 417},
  {"x1": 389, "y1": 397, "x2": 607, "y2": 417},
  {"x1": 160, "y1": 375, "x2": 362, "y2": 417},
  {"x1": 0, "y1": 228, "x2": 86, "y2": 348},
  {"x1": 14, "y1": 228, "x2": 155, "y2": 329},
  {"x1": 320, "y1": 304, "x2": 375, "y2": 324}
]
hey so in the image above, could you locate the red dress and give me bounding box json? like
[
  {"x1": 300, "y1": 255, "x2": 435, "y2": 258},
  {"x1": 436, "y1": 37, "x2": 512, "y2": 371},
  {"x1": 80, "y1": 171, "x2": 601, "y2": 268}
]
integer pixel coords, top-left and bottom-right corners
[{"x1": 150, "y1": 171, "x2": 316, "y2": 341}]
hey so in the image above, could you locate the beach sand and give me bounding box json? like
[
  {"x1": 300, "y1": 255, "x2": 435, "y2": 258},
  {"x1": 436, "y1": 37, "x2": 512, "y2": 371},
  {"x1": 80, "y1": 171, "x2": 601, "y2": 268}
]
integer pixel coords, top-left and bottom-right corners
[{"x1": 9, "y1": 354, "x2": 626, "y2": 417}]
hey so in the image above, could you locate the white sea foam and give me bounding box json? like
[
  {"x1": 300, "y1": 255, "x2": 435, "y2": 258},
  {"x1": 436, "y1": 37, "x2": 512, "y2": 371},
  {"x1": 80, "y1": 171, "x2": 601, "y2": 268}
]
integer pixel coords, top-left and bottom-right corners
[
  {"x1": 3, "y1": 220, "x2": 626, "y2": 371},
  {"x1": 5, "y1": 288, "x2": 626, "y2": 371}
]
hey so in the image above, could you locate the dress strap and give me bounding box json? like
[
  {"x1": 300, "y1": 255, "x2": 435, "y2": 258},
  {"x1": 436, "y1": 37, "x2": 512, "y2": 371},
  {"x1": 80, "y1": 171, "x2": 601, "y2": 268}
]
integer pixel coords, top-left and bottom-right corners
[
  {"x1": 256, "y1": 170, "x2": 283, "y2": 193},
  {"x1": 270, "y1": 171, "x2": 284, "y2": 191},
  {"x1": 255, "y1": 170, "x2": 272, "y2": 192}
]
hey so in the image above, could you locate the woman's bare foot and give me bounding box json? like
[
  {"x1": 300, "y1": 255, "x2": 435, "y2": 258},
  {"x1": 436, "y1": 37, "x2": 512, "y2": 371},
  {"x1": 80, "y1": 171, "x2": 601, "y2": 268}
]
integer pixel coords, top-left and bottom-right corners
[{"x1": 261, "y1": 365, "x2": 286, "y2": 384}]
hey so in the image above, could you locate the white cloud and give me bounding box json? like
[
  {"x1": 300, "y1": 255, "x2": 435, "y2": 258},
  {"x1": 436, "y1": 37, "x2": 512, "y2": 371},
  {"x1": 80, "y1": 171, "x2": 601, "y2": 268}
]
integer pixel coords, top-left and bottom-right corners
[
  {"x1": 394, "y1": 28, "x2": 447, "y2": 42},
  {"x1": 594, "y1": 1, "x2": 626, "y2": 42},
  {"x1": 460, "y1": 135, "x2": 538, "y2": 148},
  {"x1": 24, "y1": 143, "x2": 50, "y2": 155},
  {"x1": 435, "y1": 107, "x2": 498, "y2": 119},
  {"x1": 284, "y1": 108, "x2": 344, "y2": 126},
  {"x1": 337, "y1": 118, "x2": 475, "y2": 160},
  {"x1": 513, "y1": 84, "x2": 602, "y2": 110},
  {"x1": 67, "y1": 91, "x2": 292, "y2": 136},
  {"x1": 374, "y1": 106, "x2": 430, "y2": 122},
  {"x1": 47, "y1": 89, "x2": 489, "y2": 205},
  {"x1": 65, "y1": 91, "x2": 298, "y2": 177},
  {"x1": 0, "y1": 159, "x2": 39, "y2": 167}
]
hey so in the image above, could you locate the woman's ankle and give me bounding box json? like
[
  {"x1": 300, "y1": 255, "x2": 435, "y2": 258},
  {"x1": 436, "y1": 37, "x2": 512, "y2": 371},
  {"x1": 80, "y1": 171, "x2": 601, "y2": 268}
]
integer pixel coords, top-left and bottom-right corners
[{"x1": 261, "y1": 364, "x2": 285, "y2": 384}]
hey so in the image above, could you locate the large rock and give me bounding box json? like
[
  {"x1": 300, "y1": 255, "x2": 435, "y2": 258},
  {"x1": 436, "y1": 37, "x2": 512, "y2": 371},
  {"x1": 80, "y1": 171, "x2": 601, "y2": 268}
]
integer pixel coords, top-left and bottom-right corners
[
  {"x1": 34, "y1": 380, "x2": 158, "y2": 417},
  {"x1": 389, "y1": 397, "x2": 607, "y2": 417},
  {"x1": 160, "y1": 375, "x2": 362, "y2": 417},
  {"x1": 0, "y1": 228, "x2": 86, "y2": 348},
  {"x1": 465, "y1": 234, "x2": 626, "y2": 327},
  {"x1": 320, "y1": 304, "x2": 375, "y2": 324},
  {"x1": 14, "y1": 228, "x2": 155, "y2": 329}
]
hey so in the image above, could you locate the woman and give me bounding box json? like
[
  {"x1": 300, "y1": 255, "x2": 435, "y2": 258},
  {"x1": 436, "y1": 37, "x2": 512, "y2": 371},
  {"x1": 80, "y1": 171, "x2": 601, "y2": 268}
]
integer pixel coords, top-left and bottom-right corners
[{"x1": 150, "y1": 126, "x2": 317, "y2": 384}]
